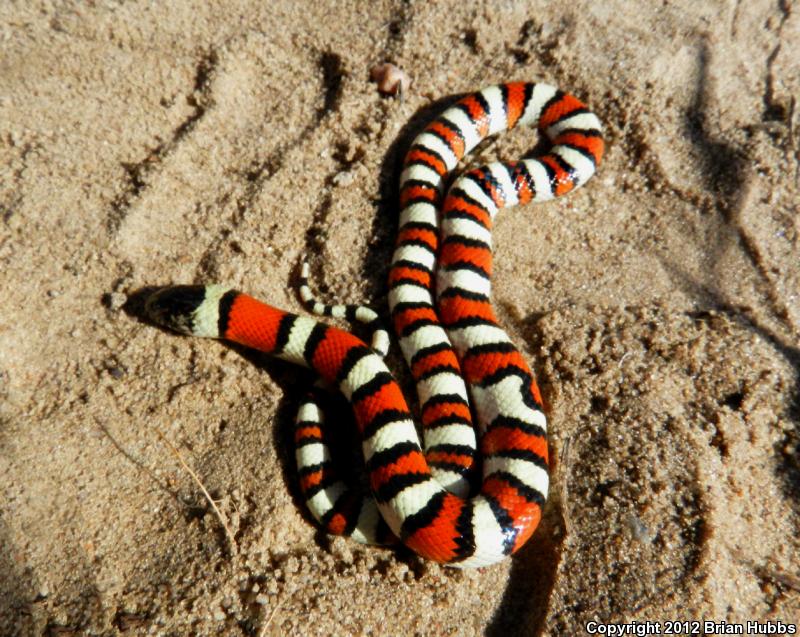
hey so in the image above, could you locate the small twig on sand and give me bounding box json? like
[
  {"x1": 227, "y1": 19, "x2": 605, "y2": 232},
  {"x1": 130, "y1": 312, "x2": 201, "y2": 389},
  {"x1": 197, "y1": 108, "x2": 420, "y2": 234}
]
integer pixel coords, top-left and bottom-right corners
[
  {"x1": 559, "y1": 436, "x2": 573, "y2": 536},
  {"x1": 156, "y1": 429, "x2": 237, "y2": 554},
  {"x1": 259, "y1": 599, "x2": 283, "y2": 636}
]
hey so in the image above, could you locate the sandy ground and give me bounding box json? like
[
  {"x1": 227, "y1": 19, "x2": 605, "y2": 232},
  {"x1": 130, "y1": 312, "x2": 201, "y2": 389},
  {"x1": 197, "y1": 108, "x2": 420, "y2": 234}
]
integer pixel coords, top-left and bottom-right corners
[{"x1": 1, "y1": 1, "x2": 799, "y2": 635}]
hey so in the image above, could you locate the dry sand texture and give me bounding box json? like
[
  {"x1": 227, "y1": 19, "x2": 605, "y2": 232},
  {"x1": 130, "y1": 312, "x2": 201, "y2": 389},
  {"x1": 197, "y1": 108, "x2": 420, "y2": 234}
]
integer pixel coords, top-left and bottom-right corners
[{"x1": 1, "y1": 0, "x2": 799, "y2": 635}]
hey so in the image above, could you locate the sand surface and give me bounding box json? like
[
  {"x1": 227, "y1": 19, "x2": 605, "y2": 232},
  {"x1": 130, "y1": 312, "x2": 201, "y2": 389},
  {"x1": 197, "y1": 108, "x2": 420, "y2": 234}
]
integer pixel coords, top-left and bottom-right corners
[{"x1": 1, "y1": 1, "x2": 799, "y2": 635}]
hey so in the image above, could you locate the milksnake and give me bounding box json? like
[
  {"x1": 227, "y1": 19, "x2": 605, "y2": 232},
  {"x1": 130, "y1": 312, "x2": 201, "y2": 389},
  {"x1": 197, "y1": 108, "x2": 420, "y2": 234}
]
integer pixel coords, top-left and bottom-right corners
[{"x1": 145, "y1": 82, "x2": 603, "y2": 567}]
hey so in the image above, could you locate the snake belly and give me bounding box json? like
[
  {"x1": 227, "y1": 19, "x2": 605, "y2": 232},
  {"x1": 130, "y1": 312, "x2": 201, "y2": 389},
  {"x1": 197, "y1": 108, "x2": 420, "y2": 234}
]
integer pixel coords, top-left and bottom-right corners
[{"x1": 145, "y1": 82, "x2": 603, "y2": 568}]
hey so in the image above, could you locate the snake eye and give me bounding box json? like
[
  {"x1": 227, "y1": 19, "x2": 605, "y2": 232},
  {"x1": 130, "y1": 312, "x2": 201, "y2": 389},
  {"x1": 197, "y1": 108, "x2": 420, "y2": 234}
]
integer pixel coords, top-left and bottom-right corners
[{"x1": 144, "y1": 285, "x2": 207, "y2": 335}]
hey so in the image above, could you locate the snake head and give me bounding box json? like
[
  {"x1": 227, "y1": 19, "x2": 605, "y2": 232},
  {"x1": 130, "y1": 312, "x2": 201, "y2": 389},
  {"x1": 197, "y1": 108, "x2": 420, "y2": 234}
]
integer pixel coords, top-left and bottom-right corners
[{"x1": 145, "y1": 284, "x2": 232, "y2": 338}]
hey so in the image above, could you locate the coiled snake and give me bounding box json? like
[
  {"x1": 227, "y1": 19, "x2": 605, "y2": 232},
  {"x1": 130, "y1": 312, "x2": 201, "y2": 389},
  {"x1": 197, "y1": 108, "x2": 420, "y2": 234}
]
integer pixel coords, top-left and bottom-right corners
[{"x1": 145, "y1": 82, "x2": 603, "y2": 567}]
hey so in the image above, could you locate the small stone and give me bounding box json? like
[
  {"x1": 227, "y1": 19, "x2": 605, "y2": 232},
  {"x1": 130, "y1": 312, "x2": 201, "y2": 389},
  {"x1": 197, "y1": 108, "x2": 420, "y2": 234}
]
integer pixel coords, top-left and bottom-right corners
[
  {"x1": 106, "y1": 292, "x2": 127, "y2": 311},
  {"x1": 625, "y1": 513, "x2": 653, "y2": 544},
  {"x1": 370, "y1": 63, "x2": 411, "y2": 96},
  {"x1": 332, "y1": 171, "x2": 354, "y2": 187}
]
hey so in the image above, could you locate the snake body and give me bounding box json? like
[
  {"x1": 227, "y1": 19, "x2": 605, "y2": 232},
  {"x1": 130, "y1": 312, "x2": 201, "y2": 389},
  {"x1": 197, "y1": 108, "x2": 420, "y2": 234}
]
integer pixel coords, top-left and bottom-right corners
[{"x1": 145, "y1": 82, "x2": 603, "y2": 567}]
